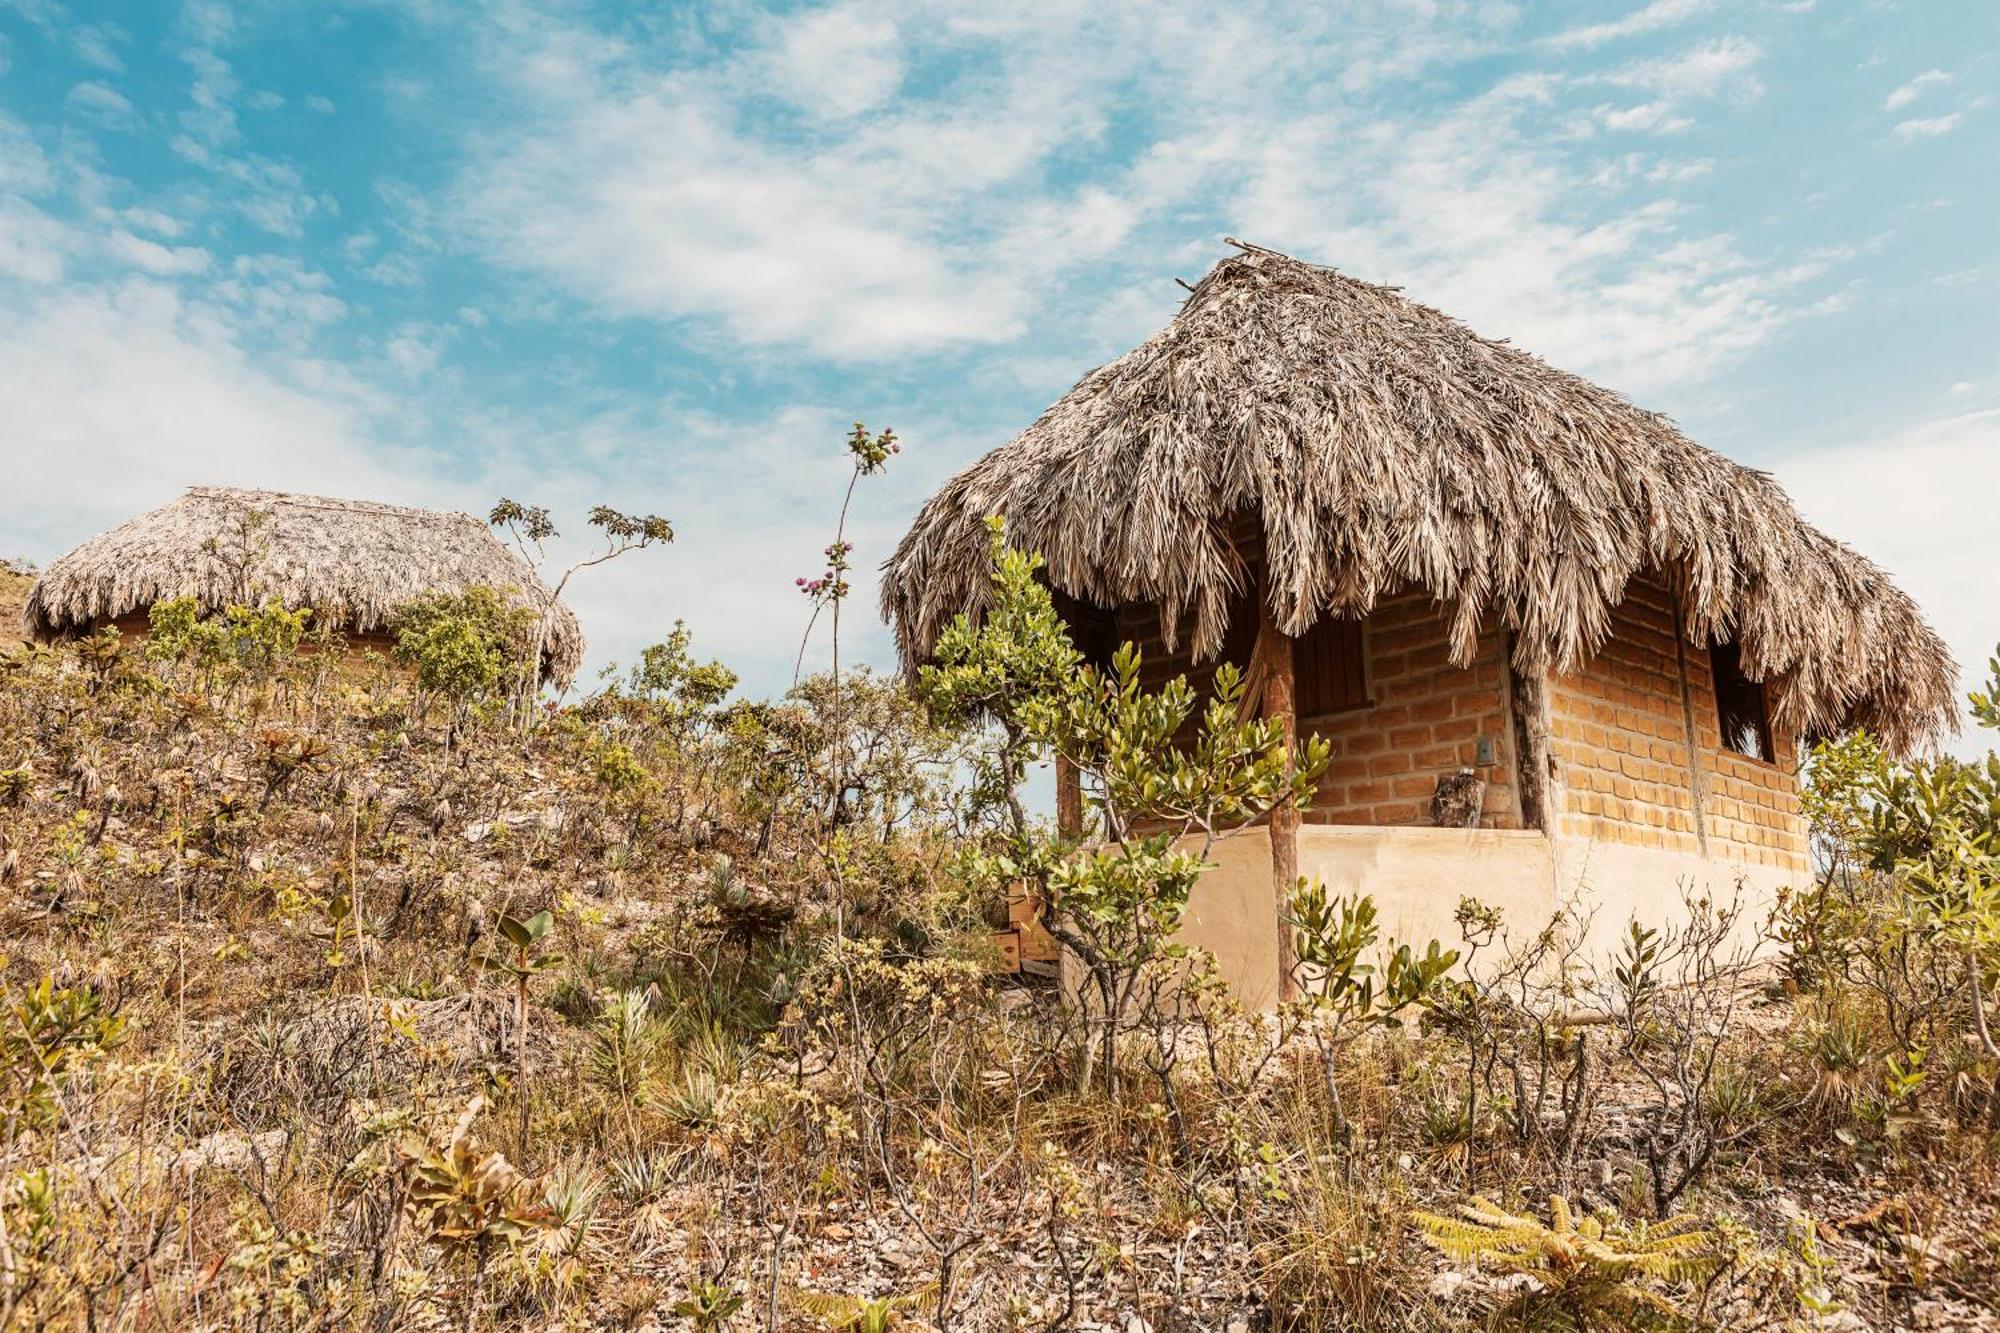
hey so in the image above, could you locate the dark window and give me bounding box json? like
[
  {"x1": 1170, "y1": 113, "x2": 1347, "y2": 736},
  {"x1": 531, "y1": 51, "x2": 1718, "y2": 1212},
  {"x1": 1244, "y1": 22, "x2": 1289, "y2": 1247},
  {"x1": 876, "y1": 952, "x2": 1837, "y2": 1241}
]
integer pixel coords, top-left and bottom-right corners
[
  {"x1": 1710, "y1": 639, "x2": 1773, "y2": 762},
  {"x1": 1297, "y1": 617, "x2": 1368, "y2": 718}
]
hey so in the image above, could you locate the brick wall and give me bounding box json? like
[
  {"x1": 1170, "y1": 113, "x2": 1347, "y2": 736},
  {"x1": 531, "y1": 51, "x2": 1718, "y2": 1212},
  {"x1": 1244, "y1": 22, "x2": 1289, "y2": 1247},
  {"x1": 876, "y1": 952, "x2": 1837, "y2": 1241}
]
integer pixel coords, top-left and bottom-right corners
[
  {"x1": 1547, "y1": 575, "x2": 1809, "y2": 874},
  {"x1": 1300, "y1": 592, "x2": 1518, "y2": 828},
  {"x1": 1079, "y1": 566, "x2": 1808, "y2": 868},
  {"x1": 1107, "y1": 587, "x2": 1520, "y2": 830},
  {"x1": 1547, "y1": 577, "x2": 1706, "y2": 856}
]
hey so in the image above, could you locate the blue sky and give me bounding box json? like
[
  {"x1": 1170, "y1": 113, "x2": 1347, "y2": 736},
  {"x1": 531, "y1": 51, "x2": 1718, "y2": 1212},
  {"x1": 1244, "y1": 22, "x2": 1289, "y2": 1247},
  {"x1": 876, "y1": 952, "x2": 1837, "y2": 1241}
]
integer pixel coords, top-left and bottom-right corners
[{"x1": 1, "y1": 0, "x2": 1995, "y2": 709}]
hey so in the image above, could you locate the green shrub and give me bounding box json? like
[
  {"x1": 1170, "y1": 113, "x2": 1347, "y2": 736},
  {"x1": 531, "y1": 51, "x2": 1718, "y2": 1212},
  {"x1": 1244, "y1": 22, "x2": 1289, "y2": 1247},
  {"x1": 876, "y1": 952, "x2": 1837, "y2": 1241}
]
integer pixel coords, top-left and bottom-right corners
[{"x1": 392, "y1": 586, "x2": 535, "y2": 719}]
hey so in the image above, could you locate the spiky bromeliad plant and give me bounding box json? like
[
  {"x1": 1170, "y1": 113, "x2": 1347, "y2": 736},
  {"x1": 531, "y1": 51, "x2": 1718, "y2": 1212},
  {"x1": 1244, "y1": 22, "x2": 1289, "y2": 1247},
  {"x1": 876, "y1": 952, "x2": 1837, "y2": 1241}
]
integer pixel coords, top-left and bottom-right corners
[{"x1": 1416, "y1": 1195, "x2": 1716, "y2": 1330}]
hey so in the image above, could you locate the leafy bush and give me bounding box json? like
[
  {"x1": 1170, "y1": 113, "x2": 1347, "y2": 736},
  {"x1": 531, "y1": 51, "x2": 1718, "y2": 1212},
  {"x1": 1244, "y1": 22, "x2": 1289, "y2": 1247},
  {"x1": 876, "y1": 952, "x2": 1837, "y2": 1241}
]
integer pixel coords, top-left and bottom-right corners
[{"x1": 392, "y1": 585, "x2": 535, "y2": 722}]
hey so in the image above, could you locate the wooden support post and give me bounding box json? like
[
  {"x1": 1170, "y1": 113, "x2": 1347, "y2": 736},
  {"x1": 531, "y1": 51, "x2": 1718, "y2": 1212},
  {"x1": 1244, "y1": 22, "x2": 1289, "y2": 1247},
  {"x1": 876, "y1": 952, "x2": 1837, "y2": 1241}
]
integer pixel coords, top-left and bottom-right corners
[
  {"x1": 1055, "y1": 753, "x2": 1083, "y2": 840},
  {"x1": 1668, "y1": 588, "x2": 1711, "y2": 856},
  {"x1": 1506, "y1": 643, "x2": 1559, "y2": 836},
  {"x1": 1255, "y1": 594, "x2": 1300, "y2": 1003}
]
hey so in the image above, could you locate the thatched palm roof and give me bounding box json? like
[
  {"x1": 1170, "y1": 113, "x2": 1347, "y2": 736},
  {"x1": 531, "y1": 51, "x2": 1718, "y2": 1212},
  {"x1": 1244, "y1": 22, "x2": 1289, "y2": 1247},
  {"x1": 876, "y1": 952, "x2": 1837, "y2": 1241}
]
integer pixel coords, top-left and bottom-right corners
[
  {"x1": 24, "y1": 487, "x2": 584, "y2": 686},
  {"x1": 883, "y1": 243, "x2": 1955, "y2": 754}
]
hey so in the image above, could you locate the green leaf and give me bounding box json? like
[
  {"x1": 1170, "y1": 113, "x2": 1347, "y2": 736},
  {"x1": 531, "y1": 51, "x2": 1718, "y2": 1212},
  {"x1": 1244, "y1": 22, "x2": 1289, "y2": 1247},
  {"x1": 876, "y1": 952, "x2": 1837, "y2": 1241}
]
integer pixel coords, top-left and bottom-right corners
[{"x1": 498, "y1": 908, "x2": 554, "y2": 948}]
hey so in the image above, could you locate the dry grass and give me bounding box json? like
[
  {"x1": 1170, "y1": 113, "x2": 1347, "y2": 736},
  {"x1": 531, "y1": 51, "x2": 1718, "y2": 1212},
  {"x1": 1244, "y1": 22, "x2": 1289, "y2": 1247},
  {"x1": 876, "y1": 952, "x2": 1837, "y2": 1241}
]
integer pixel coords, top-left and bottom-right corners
[{"x1": 2, "y1": 625, "x2": 1995, "y2": 1330}]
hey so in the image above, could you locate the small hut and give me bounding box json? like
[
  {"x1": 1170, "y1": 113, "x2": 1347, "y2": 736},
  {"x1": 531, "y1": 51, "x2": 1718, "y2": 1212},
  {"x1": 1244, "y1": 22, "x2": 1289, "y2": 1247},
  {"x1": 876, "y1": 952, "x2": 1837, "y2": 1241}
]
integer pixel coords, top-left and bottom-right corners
[
  {"x1": 884, "y1": 243, "x2": 1955, "y2": 1004},
  {"x1": 23, "y1": 487, "x2": 584, "y2": 686}
]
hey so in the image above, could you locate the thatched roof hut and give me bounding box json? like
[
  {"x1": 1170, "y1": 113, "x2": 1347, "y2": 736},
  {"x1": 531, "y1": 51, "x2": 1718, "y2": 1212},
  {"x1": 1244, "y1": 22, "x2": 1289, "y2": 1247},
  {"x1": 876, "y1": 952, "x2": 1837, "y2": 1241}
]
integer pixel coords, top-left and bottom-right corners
[
  {"x1": 884, "y1": 242, "x2": 1954, "y2": 755},
  {"x1": 24, "y1": 487, "x2": 584, "y2": 685}
]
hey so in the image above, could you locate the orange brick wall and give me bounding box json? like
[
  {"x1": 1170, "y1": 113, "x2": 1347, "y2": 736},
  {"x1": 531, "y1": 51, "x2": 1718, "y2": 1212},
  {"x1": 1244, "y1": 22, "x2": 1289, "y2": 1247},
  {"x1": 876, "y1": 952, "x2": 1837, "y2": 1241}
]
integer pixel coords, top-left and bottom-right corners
[
  {"x1": 1108, "y1": 589, "x2": 1520, "y2": 830},
  {"x1": 1548, "y1": 578, "x2": 1706, "y2": 856},
  {"x1": 1300, "y1": 592, "x2": 1518, "y2": 828},
  {"x1": 1082, "y1": 569, "x2": 1808, "y2": 867},
  {"x1": 1548, "y1": 576, "x2": 1809, "y2": 873}
]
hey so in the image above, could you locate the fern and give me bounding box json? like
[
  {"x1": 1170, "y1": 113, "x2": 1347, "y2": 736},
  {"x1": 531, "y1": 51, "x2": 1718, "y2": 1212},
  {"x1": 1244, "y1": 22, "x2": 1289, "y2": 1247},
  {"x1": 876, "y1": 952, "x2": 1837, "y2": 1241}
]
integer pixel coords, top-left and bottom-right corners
[
  {"x1": 1416, "y1": 1195, "x2": 1716, "y2": 1329},
  {"x1": 789, "y1": 1283, "x2": 938, "y2": 1332}
]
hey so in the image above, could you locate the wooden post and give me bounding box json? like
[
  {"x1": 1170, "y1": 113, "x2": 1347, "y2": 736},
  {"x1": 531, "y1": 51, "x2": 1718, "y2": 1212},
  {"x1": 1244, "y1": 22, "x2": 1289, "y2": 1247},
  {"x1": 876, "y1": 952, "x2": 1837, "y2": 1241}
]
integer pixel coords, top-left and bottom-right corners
[
  {"x1": 1667, "y1": 588, "x2": 1711, "y2": 856},
  {"x1": 1255, "y1": 594, "x2": 1300, "y2": 1003},
  {"x1": 1055, "y1": 753, "x2": 1083, "y2": 839},
  {"x1": 1506, "y1": 642, "x2": 1559, "y2": 836}
]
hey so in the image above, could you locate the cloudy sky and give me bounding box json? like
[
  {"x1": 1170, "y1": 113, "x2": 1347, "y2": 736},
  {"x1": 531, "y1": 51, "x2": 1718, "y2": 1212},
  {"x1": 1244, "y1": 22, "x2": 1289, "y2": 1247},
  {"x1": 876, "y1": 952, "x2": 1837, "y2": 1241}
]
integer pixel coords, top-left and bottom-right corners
[{"x1": 1, "y1": 0, "x2": 1995, "y2": 709}]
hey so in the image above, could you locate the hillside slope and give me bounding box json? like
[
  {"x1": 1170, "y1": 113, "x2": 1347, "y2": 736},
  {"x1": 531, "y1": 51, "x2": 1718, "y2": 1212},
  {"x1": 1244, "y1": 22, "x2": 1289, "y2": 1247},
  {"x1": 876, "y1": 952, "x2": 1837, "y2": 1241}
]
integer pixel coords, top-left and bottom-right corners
[{"x1": 0, "y1": 618, "x2": 1995, "y2": 1330}]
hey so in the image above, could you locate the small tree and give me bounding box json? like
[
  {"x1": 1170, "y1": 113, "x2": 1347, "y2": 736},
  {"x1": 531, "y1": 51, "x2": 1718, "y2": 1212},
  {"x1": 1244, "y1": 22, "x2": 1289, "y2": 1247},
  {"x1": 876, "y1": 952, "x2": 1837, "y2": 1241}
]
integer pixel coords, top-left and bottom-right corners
[
  {"x1": 489, "y1": 499, "x2": 674, "y2": 729},
  {"x1": 1780, "y1": 646, "x2": 2000, "y2": 1108},
  {"x1": 617, "y1": 622, "x2": 739, "y2": 833},
  {"x1": 919, "y1": 520, "x2": 1329, "y2": 1092},
  {"x1": 392, "y1": 587, "x2": 535, "y2": 745}
]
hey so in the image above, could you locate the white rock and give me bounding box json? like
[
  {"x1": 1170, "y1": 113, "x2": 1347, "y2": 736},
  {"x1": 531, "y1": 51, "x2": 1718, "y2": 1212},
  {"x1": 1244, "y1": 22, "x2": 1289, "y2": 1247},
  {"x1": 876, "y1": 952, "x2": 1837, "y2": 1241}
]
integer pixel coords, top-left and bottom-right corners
[
  {"x1": 173, "y1": 1129, "x2": 287, "y2": 1176},
  {"x1": 1427, "y1": 1270, "x2": 1470, "y2": 1301}
]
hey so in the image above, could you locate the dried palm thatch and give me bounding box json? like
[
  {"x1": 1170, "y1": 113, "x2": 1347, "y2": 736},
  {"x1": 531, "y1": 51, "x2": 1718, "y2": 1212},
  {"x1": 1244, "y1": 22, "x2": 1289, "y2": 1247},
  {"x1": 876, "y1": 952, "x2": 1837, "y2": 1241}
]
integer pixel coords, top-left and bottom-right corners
[
  {"x1": 884, "y1": 242, "x2": 1955, "y2": 754},
  {"x1": 24, "y1": 487, "x2": 584, "y2": 685}
]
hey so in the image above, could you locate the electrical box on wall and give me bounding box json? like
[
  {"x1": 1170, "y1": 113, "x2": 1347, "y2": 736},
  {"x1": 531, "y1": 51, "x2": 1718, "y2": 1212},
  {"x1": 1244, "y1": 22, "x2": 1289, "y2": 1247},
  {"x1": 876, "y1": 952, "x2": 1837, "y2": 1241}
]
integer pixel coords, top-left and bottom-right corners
[{"x1": 1475, "y1": 736, "x2": 1497, "y2": 767}]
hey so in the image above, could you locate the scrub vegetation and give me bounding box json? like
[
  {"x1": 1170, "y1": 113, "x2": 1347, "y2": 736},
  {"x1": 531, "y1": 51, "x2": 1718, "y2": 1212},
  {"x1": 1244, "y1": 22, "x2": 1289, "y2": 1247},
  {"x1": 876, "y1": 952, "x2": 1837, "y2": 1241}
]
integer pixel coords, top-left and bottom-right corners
[{"x1": 2, "y1": 457, "x2": 1997, "y2": 1331}]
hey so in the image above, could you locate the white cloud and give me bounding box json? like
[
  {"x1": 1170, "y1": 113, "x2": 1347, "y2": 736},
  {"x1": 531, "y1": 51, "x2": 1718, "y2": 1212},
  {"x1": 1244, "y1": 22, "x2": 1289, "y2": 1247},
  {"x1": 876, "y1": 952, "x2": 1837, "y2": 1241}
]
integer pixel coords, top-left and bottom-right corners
[
  {"x1": 0, "y1": 198, "x2": 68, "y2": 282},
  {"x1": 457, "y1": 73, "x2": 1045, "y2": 359},
  {"x1": 763, "y1": 4, "x2": 904, "y2": 119},
  {"x1": 383, "y1": 321, "x2": 452, "y2": 378},
  {"x1": 1894, "y1": 113, "x2": 1964, "y2": 141},
  {"x1": 65, "y1": 80, "x2": 137, "y2": 130},
  {"x1": 445, "y1": 1, "x2": 1805, "y2": 387},
  {"x1": 115, "y1": 206, "x2": 188, "y2": 238},
  {"x1": 1778, "y1": 408, "x2": 2000, "y2": 747},
  {"x1": 207, "y1": 254, "x2": 349, "y2": 337},
  {"x1": 103, "y1": 229, "x2": 211, "y2": 275},
  {"x1": 454, "y1": 3, "x2": 1483, "y2": 359},
  {"x1": 1598, "y1": 100, "x2": 1695, "y2": 133},
  {"x1": 0, "y1": 112, "x2": 52, "y2": 193},
  {"x1": 71, "y1": 22, "x2": 126, "y2": 72},
  {"x1": 1885, "y1": 69, "x2": 1950, "y2": 112},
  {"x1": 1546, "y1": 0, "x2": 1714, "y2": 51},
  {"x1": 1225, "y1": 87, "x2": 1816, "y2": 395},
  {"x1": 0, "y1": 282, "x2": 419, "y2": 560},
  {"x1": 1605, "y1": 36, "x2": 1762, "y2": 99},
  {"x1": 165, "y1": 38, "x2": 325, "y2": 236}
]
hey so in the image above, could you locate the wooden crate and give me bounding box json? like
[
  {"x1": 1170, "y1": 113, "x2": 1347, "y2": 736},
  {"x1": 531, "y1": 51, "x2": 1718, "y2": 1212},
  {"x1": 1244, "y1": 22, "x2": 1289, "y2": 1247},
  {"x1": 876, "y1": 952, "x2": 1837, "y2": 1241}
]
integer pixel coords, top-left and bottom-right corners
[
  {"x1": 990, "y1": 929, "x2": 1022, "y2": 974},
  {"x1": 1005, "y1": 884, "x2": 1063, "y2": 962}
]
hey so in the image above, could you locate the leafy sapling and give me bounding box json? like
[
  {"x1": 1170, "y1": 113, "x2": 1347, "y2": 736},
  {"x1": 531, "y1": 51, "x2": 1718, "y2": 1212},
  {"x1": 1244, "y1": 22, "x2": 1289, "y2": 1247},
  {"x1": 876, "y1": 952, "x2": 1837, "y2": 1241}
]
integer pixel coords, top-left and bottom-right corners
[
  {"x1": 1284, "y1": 879, "x2": 1458, "y2": 1133},
  {"x1": 920, "y1": 520, "x2": 1331, "y2": 1092},
  {"x1": 479, "y1": 908, "x2": 565, "y2": 1138}
]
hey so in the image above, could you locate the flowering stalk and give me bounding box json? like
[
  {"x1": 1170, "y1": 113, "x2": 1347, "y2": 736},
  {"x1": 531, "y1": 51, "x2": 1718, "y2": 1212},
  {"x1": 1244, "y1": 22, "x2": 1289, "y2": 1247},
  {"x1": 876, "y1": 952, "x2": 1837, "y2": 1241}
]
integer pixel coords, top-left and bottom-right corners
[{"x1": 792, "y1": 423, "x2": 898, "y2": 925}]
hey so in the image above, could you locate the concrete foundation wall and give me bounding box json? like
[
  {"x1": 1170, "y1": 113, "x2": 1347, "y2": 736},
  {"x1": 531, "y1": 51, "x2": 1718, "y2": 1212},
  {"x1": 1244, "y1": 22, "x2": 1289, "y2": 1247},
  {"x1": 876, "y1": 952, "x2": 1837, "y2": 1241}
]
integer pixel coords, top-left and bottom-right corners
[{"x1": 1179, "y1": 823, "x2": 1805, "y2": 1009}]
